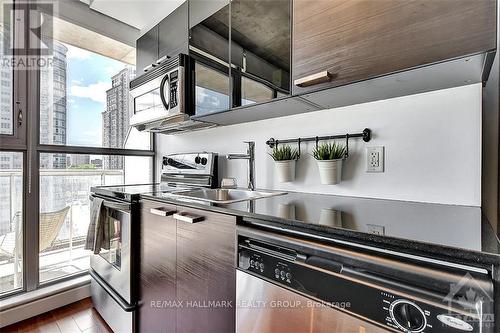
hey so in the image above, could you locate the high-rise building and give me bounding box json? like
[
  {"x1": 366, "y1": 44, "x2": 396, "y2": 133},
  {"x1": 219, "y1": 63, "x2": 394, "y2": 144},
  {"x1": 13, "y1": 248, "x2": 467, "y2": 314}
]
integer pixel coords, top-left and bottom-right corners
[
  {"x1": 102, "y1": 67, "x2": 135, "y2": 169},
  {"x1": 39, "y1": 41, "x2": 68, "y2": 169},
  {"x1": 68, "y1": 154, "x2": 90, "y2": 168}
]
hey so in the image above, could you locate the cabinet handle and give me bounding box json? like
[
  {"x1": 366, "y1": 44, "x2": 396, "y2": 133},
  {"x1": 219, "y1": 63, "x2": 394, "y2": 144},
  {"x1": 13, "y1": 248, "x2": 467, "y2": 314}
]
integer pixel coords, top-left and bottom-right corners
[
  {"x1": 150, "y1": 208, "x2": 176, "y2": 216},
  {"x1": 294, "y1": 71, "x2": 333, "y2": 87},
  {"x1": 143, "y1": 64, "x2": 156, "y2": 72},
  {"x1": 156, "y1": 55, "x2": 170, "y2": 64},
  {"x1": 173, "y1": 212, "x2": 205, "y2": 223}
]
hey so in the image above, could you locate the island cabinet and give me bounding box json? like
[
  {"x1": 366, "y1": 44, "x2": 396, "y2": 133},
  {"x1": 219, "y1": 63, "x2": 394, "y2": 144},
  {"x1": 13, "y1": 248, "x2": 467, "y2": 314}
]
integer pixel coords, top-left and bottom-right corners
[
  {"x1": 292, "y1": 0, "x2": 497, "y2": 95},
  {"x1": 139, "y1": 199, "x2": 237, "y2": 333}
]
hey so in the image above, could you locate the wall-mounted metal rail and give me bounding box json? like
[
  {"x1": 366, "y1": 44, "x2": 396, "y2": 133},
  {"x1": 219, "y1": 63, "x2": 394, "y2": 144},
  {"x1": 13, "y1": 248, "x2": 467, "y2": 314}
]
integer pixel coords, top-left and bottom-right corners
[{"x1": 265, "y1": 128, "x2": 372, "y2": 157}]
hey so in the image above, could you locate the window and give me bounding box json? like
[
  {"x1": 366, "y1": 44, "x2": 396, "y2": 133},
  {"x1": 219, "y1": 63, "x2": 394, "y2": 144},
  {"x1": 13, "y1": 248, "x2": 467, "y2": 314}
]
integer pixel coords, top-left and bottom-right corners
[
  {"x1": 0, "y1": 1, "x2": 153, "y2": 299},
  {"x1": 39, "y1": 153, "x2": 151, "y2": 283},
  {"x1": 35, "y1": 14, "x2": 154, "y2": 284},
  {"x1": 39, "y1": 42, "x2": 149, "y2": 149},
  {"x1": 0, "y1": 152, "x2": 23, "y2": 295},
  {"x1": 0, "y1": 23, "x2": 13, "y2": 136}
]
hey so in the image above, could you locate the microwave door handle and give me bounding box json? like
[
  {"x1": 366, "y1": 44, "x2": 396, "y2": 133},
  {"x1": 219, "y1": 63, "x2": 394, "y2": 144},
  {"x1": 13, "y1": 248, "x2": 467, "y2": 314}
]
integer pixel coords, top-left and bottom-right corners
[{"x1": 159, "y1": 73, "x2": 170, "y2": 110}]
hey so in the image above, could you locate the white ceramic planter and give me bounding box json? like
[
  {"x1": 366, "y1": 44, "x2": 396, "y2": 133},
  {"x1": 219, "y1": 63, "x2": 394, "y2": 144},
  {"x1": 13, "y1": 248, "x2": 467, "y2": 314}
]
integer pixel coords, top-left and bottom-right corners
[
  {"x1": 274, "y1": 160, "x2": 296, "y2": 183},
  {"x1": 318, "y1": 208, "x2": 342, "y2": 227},
  {"x1": 316, "y1": 159, "x2": 343, "y2": 185}
]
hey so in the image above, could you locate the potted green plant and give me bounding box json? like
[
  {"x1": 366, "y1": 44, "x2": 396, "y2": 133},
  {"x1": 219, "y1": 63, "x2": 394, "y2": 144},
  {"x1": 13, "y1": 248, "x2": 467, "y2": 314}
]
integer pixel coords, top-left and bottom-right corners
[
  {"x1": 312, "y1": 142, "x2": 347, "y2": 185},
  {"x1": 269, "y1": 145, "x2": 299, "y2": 182}
]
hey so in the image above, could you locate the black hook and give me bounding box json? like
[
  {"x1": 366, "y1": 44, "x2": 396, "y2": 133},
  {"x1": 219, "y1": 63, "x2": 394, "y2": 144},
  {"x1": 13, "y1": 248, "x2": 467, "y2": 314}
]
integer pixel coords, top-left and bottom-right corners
[
  {"x1": 297, "y1": 138, "x2": 301, "y2": 158},
  {"x1": 345, "y1": 133, "x2": 349, "y2": 158},
  {"x1": 315, "y1": 136, "x2": 319, "y2": 149},
  {"x1": 275, "y1": 140, "x2": 279, "y2": 149}
]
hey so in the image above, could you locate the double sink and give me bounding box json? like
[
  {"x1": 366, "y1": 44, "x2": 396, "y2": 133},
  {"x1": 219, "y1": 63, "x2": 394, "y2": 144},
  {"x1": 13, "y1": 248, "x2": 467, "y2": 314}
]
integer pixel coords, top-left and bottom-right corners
[{"x1": 166, "y1": 188, "x2": 286, "y2": 204}]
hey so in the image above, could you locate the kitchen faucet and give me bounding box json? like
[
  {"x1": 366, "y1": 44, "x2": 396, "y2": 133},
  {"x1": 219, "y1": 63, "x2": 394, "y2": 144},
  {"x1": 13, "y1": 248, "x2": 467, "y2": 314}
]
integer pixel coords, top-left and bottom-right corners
[{"x1": 226, "y1": 141, "x2": 255, "y2": 190}]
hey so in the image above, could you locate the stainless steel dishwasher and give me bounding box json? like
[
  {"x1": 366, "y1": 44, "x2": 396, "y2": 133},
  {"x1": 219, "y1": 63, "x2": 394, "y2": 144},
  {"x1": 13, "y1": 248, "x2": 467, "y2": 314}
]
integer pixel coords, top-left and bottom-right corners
[{"x1": 236, "y1": 226, "x2": 494, "y2": 333}]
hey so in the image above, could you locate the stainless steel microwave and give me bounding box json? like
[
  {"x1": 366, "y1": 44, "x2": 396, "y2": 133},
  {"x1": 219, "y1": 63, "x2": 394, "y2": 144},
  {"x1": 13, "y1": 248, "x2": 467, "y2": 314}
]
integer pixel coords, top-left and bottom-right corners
[
  {"x1": 129, "y1": 53, "x2": 228, "y2": 134},
  {"x1": 129, "y1": 54, "x2": 192, "y2": 129}
]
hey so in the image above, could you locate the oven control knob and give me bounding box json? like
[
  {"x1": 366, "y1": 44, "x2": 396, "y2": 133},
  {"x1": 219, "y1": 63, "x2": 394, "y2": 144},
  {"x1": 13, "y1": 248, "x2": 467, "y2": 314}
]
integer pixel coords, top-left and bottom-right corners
[{"x1": 389, "y1": 300, "x2": 426, "y2": 332}]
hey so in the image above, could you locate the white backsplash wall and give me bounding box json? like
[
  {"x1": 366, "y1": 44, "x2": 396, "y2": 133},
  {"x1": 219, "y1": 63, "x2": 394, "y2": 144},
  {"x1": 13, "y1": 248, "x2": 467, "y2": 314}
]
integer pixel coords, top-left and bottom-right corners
[{"x1": 156, "y1": 84, "x2": 482, "y2": 206}]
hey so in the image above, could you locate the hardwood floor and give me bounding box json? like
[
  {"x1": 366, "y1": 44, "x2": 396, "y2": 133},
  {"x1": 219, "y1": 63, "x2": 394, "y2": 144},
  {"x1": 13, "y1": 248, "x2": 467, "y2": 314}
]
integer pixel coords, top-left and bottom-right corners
[{"x1": 2, "y1": 298, "x2": 113, "y2": 333}]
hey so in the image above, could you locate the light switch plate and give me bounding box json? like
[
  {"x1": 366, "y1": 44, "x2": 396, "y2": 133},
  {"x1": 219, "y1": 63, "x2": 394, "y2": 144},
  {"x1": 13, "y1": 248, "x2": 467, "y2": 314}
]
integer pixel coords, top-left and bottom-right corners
[{"x1": 367, "y1": 146, "x2": 384, "y2": 172}]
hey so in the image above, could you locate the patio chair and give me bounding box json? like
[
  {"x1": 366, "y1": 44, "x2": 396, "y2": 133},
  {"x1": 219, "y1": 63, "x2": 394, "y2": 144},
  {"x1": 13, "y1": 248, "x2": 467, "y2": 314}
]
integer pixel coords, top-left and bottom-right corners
[{"x1": 0, "y1": 206, "x2": 70, "y2": 288}]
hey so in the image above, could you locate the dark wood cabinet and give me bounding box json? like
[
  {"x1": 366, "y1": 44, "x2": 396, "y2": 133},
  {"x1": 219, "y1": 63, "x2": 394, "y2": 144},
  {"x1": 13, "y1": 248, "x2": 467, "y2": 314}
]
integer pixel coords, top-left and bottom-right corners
[
  {"x1": 139, "y1": 200, "x2": 177, "y2": 333},
  {"x1": 292, "y1": 0, "x2": 497, "y2": 94},
  {"x1": 175, "y1": 206, "x2": 237, "y2": 333},
  {"x1": 136, "y1": 25, "x2": 159, "y2": 74},
  {"x1": 139, "y1": 200, "x2": 236, "y2": 333},
  {"x1": 158, "y1": 1, "x2": 189, "y2": 60}
]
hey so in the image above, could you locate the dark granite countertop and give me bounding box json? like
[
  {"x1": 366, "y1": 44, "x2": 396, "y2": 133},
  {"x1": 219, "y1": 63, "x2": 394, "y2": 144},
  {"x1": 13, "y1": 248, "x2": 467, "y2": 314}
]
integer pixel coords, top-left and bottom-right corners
[{"x1": 92, "y1": 184, "x2": 500, "y2": 269}]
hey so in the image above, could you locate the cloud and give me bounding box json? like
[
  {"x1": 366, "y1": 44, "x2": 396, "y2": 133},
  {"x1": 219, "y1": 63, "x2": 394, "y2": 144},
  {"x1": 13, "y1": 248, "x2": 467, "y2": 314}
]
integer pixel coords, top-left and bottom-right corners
[
  {"x1": 70, "y1": 81, "x2": 111, "y2": 103},
  {"x1": 105, "y1": 66, "x2": 117, "y2": 75},
  {"x1": 66, "y1": 44, "x2": 92, "y2": 60}
]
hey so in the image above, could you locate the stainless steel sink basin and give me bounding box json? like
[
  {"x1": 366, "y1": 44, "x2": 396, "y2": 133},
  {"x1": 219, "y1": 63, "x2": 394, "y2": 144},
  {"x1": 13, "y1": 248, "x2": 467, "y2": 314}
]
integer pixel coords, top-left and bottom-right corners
[{"x1": 170, "y1": 188, "x2": 286, "y2": 204}]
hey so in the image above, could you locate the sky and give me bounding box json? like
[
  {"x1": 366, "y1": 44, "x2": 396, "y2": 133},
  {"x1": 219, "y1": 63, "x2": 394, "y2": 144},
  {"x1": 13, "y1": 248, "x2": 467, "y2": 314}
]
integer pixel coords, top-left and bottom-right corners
[{"x1": 64, "y1": 43, "x2": 127, "y2": 146}]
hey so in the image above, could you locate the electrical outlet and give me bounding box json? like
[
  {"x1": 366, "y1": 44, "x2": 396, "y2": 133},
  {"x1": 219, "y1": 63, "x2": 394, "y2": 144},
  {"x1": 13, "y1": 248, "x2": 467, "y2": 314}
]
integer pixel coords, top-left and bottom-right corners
[
  {"x1": 367, "y1": 224, "x2": 385, "y2": 235},
  {"x1": 366, "y1": 146, "x2": 384, "y2": 172}
]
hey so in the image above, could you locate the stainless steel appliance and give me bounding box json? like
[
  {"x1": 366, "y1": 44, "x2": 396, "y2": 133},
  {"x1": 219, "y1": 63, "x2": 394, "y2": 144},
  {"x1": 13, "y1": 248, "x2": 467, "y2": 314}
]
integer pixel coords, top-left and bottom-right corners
[
  {"x1": 89, "y1": 152, "x2": 218, "y2": 332},
  {"x1": 88, "y1": 195, "x2": 136, "y2": 333},
  {"x1": 129, "y1": 54, "x2": 219, "y2": 134},
  {"x1": 236, "y1": 226, "x2": 494, "y2": 333}
]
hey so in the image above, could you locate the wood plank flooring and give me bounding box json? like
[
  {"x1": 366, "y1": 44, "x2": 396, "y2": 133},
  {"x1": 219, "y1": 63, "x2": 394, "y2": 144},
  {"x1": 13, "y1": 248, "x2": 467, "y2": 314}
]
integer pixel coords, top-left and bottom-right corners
[{"x1": 2, "y1": 298, "x2": 113, "y2": 333}]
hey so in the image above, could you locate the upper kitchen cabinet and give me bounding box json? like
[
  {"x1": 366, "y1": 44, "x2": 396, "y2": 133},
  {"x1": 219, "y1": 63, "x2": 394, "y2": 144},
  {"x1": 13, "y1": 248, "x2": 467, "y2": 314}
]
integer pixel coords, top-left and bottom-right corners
[
  {"x1": 292, "y1": 0, "x2": 497, "y2": 95},
  {"x1": 158, "y1": 1, "x2": 189, "y2": 60},
  {"x1": 136, "y1": 25, "x2": 159, "y2": 73},
  {"x1": 135, "y1": 1, "x2": 189, "y2": 75},
  {"x1": 189, "y1": 0, "x2": 231, "y2": 115},
  {"x1": 231, "y1": 0, "x2": 291, "y2": 106}
]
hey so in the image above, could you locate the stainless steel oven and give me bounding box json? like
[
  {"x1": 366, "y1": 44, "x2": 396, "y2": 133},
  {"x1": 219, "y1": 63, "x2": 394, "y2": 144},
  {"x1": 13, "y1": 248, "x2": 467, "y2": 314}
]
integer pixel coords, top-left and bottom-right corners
[{"x1": 89, "y1": 195, "x2": 136, "y2": 333}]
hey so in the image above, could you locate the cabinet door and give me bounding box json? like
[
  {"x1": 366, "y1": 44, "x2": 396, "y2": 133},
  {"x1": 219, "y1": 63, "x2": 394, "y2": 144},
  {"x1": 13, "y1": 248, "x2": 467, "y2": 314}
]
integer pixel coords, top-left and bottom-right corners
[
  {"x1": 159, "y1": 1, "x2": 189, "y2": 60},
  {"x1": 175, "y1": 207, "x2": 236, "y2": 333},
  {"x1": 136, "y1": 25, "x2": 159, "y2": 74},
  {"x1": 189, "y1": 0, "x2": 229, "y2": 29},
  {"x1": 189, "y1": 3, "x2": 231, "y2": 115},
  {"x1": 292, "y1": 0, "x2": 496, "y2": 94},
  {"x1": 139, "y1": 200, "x2": 177, "y2": 333},
  {"x1": 231, "y1": 0, "x2": 291, "y2": 106}
]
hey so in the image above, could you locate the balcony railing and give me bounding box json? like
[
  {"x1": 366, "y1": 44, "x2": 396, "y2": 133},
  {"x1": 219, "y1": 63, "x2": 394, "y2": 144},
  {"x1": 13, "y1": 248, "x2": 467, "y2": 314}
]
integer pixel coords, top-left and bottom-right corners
[{"x1": 0, "y1": 168, "x2": 124, "y2": 294}]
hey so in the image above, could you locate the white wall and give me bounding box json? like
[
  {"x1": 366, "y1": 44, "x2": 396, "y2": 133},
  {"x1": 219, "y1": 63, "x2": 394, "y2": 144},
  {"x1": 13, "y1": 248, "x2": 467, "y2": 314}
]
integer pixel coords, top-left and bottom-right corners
[{"x1": 156, "y1": 84, "x2": 482, "y2": 206}]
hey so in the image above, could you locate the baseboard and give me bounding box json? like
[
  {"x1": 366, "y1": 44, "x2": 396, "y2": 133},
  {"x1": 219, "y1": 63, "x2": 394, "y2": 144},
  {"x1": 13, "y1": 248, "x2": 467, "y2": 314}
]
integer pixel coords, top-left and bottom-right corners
[{"x1": 0, "y1": 276, "x2": 91, "y2": 328}]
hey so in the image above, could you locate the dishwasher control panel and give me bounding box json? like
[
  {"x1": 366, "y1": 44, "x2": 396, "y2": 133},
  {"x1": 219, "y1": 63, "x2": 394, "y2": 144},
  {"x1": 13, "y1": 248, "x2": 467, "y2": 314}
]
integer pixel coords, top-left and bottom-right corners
[{"x1": 238, "y1": 243, "x2": 489, "y2": 333}]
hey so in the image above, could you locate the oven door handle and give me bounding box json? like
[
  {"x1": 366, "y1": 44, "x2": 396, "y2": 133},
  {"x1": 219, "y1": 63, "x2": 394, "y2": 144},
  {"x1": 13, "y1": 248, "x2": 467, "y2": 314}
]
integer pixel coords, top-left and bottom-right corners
[
  {"x1": 90, "y1": 269, "x2": 136, "y2": 312},
  {"x1": 89, "y1": 195, "x2": 131, "y2": 212}
]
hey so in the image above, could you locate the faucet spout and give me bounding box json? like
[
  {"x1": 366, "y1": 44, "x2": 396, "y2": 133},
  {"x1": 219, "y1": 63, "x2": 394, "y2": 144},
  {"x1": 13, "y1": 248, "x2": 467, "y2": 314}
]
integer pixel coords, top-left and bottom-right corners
[{"x1": 226, "y1": 141, "x2": 255, "y2": 190}]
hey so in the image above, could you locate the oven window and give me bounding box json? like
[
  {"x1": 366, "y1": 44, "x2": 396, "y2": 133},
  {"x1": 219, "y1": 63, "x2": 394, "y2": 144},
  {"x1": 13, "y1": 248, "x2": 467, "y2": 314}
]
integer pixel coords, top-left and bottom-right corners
[
  {"x1": 195, "y1": 62, "x2": 230, "y2": 115},
  {"x1": 134, "y1": 88, "x2": 163, "y2": 114},
  {"x1": 98, "y1": 213, "x2": 122, "y2": 270}
]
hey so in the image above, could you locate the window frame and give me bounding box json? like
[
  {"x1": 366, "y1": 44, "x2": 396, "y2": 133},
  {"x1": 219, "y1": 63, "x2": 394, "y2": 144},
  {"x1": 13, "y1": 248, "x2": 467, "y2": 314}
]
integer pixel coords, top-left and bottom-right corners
[{"x1": 0, "y1": 1, "x2": 155, "y2": 299}]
